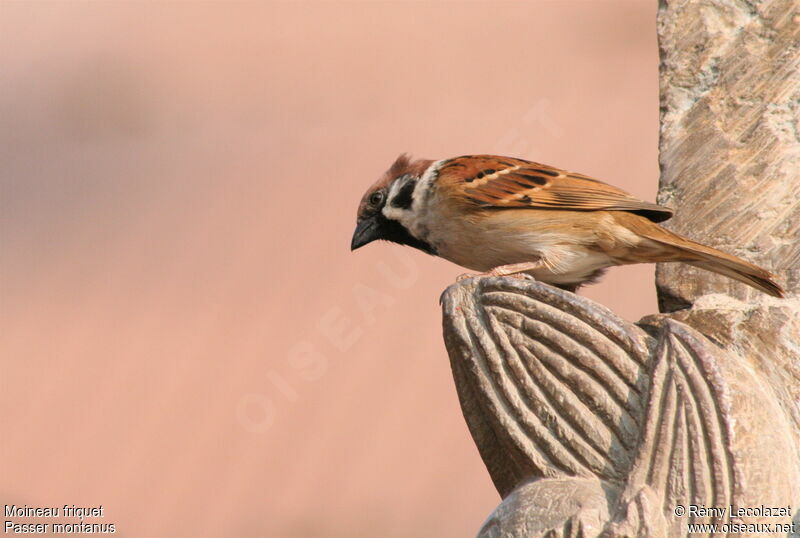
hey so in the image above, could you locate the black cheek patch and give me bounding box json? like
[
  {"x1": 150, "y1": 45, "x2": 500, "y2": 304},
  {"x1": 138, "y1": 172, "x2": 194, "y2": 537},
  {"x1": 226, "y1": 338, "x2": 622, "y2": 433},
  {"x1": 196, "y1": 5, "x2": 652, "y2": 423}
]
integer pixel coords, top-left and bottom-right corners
[{"x1": 391, "y1": 178, "x2": 417, "y2": 209}]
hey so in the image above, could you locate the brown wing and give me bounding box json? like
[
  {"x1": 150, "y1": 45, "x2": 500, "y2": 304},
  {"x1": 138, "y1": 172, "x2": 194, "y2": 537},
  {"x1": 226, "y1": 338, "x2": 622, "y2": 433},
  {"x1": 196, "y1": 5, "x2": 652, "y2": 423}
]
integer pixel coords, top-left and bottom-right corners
[{"x1": 436, "y1": 155, "x2": 673, "y2": 223}]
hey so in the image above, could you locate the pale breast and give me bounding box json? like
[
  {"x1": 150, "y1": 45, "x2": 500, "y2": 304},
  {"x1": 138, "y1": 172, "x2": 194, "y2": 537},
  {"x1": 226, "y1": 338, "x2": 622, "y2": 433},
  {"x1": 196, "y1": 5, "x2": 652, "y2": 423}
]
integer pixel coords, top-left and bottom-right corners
[{"x1": 421, "y1": 204, "x2": 621, "y2": 285}]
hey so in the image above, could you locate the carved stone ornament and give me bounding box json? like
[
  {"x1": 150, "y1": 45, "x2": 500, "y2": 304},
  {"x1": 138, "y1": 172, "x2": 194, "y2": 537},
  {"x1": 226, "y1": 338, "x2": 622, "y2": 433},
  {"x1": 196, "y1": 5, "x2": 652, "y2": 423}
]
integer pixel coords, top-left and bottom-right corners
[
  {"x1": 438, "y1": 0, "x2": 799, "y2": 535},
  {"x1": 442, "y1": 278, "x2": 799, "y2": 536}
]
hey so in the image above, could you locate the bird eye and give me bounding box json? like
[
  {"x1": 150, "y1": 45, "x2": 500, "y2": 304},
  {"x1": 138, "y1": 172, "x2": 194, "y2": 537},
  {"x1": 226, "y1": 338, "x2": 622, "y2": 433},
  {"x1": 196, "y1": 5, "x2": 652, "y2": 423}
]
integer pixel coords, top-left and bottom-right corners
[{"x1": 368, "y1": 191, "x2": 385, "y2": 206}]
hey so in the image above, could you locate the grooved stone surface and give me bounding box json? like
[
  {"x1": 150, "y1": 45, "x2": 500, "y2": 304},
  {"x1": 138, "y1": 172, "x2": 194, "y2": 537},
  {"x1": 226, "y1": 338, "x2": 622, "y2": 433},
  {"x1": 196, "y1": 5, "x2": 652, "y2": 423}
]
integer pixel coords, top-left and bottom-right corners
[
  {"x1": 442, "y1": 2, "x2": 800, "y2": 535},
  {"x1": 442, "y1": 277, "x2": 799, "y2": 537},
  {"x1": 656, "y1": 0, "x2": 800, "y2": 482}
]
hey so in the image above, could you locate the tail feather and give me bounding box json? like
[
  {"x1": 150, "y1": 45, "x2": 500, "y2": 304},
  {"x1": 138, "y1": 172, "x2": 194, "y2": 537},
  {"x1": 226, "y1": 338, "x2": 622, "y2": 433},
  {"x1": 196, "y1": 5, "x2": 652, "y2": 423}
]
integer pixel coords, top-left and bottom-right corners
[
  {"x1": 686, "y1": 260, "x2": 784, "y2": 298},
  {"x1": 637, "y1": 224, "x2": 785, "y2": 298}
]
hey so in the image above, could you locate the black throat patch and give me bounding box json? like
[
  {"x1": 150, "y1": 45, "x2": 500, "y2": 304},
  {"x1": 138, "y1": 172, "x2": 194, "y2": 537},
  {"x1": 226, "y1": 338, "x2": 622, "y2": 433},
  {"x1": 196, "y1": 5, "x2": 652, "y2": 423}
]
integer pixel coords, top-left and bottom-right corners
[{"x1": 378, "y1": 214, "x2": 436, "y2": 255}]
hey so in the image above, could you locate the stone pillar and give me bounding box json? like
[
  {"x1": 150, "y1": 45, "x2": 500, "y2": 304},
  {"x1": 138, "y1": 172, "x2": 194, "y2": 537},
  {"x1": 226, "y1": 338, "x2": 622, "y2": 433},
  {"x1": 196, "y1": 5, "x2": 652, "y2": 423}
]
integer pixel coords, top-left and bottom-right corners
[
  {"x1": 655, "y1": 0, "x2": 800, "y2": 448},
  {"x1": 441, "y1": 1, "x2": 800, "y2": 536}
]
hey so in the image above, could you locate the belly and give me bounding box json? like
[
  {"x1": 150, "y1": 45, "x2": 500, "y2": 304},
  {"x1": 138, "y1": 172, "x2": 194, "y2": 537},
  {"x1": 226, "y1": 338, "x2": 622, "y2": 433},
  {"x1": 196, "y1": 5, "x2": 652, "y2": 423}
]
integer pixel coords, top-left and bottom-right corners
[{"x1": 424, "y1": 209, "x2": 618, "y2": 285}]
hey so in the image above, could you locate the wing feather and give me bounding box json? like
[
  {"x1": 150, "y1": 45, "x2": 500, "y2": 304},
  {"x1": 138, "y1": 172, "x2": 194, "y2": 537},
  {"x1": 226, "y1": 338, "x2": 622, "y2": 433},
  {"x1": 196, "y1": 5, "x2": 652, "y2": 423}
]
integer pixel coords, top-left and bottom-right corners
[{"x1": 436, "y1": 155, "x2": 673, "y2": 222}]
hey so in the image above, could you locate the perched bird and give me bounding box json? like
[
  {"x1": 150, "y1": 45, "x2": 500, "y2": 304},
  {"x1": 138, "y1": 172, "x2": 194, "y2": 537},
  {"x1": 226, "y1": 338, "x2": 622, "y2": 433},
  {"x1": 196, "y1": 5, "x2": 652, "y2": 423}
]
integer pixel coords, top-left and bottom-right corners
[{"x1": 350, "y1": 154, "x2": 784, "y2": 297}]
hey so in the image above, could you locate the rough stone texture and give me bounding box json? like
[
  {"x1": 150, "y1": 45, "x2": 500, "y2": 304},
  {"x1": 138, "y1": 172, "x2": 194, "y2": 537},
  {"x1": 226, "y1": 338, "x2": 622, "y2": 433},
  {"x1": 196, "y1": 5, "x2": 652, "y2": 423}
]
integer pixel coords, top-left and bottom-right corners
[
  {"x1": 655, "y1": 0, "x2": 800, "y2": 515},
  {"x1": 442, "y1": 278, "x2": 799, "y2": 537},
  {"x1": 441, "y1": 2, "x2": 800, "y2": 534},
  {"x1": 477, "y1": 478, "x2": 620, "y2": 538},
  {"x1": 656, "y1": 0, "x2": 800, "y2": 310}
]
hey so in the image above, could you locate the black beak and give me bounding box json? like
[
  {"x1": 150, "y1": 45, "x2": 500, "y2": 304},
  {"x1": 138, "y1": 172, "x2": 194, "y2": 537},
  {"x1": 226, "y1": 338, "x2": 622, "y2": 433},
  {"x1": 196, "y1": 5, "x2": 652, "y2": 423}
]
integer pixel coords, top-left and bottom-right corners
[{"x1": 351, "y1": 215, "x2": 381, "y2": 251}]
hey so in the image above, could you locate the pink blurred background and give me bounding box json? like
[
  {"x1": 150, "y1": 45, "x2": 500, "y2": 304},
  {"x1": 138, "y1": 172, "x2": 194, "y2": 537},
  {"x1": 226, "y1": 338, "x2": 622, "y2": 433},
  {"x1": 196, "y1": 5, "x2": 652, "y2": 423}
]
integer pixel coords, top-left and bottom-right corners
[{"x1": 0, "y1": 2, "x2": 658, "y2": 537}]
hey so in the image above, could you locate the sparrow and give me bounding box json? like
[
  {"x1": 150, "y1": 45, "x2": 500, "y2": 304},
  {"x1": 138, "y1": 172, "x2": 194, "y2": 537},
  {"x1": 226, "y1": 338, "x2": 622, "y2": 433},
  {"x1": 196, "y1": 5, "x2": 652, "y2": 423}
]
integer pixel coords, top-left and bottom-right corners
[{"x1": 350, "y1": 154, "x2": 784, "y2": 297}]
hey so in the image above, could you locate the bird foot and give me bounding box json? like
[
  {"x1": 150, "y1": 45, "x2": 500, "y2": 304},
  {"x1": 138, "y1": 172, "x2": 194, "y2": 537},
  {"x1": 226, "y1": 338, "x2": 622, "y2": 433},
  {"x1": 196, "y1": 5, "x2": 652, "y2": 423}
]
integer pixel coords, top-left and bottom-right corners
[{"x1": 456, "y1": 263, "x2": 539, "y2": 282}]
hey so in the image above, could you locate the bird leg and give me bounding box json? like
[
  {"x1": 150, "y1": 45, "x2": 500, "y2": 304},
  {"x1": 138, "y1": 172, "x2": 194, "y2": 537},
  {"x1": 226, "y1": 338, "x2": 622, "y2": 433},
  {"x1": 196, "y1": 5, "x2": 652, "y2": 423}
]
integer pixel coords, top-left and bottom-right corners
[
  {"x1": 488, "y1": 261, "x2": 543, "y2": 277},
  {"x1": 456, "y1": 262, "x2": 542, "y2": 282}
]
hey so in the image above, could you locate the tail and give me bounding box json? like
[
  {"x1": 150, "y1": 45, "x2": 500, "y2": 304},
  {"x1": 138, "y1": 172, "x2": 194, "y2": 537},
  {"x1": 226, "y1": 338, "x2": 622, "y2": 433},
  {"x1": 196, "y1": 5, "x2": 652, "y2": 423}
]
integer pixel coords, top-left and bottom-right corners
[
  {"x1": 685, "y1": 258, "x2": 784, "y2": 297},
  {"x1": 637, "y1": 224, "x2": 785, "y2": 298}
]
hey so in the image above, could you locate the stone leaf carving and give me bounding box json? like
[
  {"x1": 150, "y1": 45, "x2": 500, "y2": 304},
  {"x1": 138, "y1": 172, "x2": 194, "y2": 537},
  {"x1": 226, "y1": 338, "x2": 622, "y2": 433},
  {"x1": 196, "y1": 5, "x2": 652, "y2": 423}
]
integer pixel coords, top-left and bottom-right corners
[{"x1": 441, "y1": 276, "x2": 799, "y2": 537}]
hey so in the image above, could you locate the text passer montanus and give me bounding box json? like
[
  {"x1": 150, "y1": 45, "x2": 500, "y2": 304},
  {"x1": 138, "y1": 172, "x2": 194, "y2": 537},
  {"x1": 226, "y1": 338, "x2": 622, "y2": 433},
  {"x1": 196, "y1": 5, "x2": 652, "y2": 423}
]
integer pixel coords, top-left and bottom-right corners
[{"x1": 351, "y1": 154, "x2": 784, "y2": 297}]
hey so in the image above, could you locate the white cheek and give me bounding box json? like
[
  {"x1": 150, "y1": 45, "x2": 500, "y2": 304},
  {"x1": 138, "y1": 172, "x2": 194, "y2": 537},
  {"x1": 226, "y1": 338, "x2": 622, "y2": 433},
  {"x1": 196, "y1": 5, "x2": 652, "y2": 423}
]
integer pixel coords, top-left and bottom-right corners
[
  {"x1": 381, "y1": 174, "x2": 437, "y2": 240},
  {"x1": 382, "y1": 181, "x2": 404, "y2": 220},
  {"x1": 382, "y1": 204, "x2": 405, "y2": 222},
  {"x1": 414, "y1": 159, "x2": 444, "y2": 205},
  {"x1": 386, "y1": 204, "x2": 435, "y2": 248}
]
